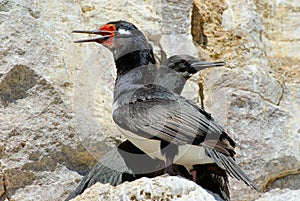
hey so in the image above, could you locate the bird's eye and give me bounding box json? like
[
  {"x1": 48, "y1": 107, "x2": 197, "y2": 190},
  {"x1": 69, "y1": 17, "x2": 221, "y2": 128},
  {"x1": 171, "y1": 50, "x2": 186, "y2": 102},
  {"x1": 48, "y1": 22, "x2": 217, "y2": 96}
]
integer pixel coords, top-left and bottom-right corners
[{"x1": 107, "y1": 25, "x2": 115, "y2": 31}]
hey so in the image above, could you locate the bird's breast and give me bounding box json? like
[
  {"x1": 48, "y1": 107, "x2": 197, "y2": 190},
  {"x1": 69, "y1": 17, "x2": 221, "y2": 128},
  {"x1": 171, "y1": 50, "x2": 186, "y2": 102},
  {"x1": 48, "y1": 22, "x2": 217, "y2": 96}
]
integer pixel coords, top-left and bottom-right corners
[{"x1": 117, "y1": 125, "x2": 214, "y2": 171}]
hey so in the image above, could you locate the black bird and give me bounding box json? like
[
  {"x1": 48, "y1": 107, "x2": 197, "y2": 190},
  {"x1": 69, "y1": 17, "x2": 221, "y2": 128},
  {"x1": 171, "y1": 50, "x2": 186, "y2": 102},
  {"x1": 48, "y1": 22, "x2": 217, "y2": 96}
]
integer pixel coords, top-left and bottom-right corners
[
  {"x1": 65, "y1": 56, "x2": 228, "y2": 201},
  {"x1": 158, "y1": 53, "x2": 225, "y2": 95},
  {"x1": 72, "y1": 20, "x2": 258, "y2": 192}
]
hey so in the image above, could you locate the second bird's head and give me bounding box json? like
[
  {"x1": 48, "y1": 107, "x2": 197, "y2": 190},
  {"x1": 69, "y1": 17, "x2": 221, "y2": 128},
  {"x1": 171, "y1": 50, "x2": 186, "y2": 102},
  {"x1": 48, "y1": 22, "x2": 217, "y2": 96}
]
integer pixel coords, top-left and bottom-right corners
[{"x1": 72, "y1": 20, "x2": 152, "y2": 59}]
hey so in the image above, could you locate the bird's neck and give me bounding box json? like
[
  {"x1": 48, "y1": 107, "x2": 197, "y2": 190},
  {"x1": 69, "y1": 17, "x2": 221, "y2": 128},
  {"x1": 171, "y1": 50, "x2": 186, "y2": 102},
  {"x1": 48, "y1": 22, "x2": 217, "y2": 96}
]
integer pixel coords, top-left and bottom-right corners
[
  {"x1": 155, "y1": 66, "x2": 188, "y2": 95},
  {"x1": 114, "y1": 49, "x2": 156, "y2": 79},
  {"x1": 113, "y1": 49, "x2": 157, "y2": 105}
]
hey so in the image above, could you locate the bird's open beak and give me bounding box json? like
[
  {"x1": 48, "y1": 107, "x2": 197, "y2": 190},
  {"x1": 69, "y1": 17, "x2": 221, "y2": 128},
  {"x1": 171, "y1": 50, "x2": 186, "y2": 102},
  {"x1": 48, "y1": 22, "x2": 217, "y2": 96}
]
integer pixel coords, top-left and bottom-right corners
[
  {"x1": 72, "y1": 30, "x2": 111, "y2": 43},
  {"x1": 191, "y1": 61, "x2": 226, "y2": 71}
]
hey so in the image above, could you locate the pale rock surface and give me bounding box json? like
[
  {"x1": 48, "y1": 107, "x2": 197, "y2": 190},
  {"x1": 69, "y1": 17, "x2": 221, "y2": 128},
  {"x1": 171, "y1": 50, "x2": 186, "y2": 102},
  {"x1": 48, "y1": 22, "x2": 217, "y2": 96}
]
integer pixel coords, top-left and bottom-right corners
[
  {"x1": 11, "y1": 165, "x2": 80, "y2": 201},
  {"x1": 255, "y1": 188, "x2": 300, "y2": 201},
  {"x1": 70, "y1": 176, "x2": 217, "y2": 201},
  {"x1": 194, "y1": 0, "x2": 300, "y2": 200}
]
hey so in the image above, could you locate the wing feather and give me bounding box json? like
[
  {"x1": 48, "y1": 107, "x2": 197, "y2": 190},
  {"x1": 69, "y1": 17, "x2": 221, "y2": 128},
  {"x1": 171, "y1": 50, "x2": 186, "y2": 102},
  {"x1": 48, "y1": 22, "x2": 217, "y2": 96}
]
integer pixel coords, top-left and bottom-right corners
[{"x1": 113, "y1": 86, "x2": 235, "y2": 157}]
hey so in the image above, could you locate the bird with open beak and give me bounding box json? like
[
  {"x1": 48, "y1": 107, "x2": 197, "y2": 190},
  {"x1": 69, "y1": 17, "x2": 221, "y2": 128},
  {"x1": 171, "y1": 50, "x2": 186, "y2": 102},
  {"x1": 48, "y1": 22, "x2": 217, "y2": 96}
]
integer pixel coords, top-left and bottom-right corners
[{"x1": 72, "y1": 20, "x2": 258, "y2": 198}]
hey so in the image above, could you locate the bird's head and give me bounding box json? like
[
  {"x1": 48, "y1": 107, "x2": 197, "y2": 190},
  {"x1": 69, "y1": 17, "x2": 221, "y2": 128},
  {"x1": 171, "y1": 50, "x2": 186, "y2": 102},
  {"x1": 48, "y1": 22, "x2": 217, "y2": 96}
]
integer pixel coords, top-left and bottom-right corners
[
  {"x1": 72, "y1": 20, "x2": 152, "y2": 60},
  {"x1": 166, "y1": 55, "x2": 226, "y2": 80}
]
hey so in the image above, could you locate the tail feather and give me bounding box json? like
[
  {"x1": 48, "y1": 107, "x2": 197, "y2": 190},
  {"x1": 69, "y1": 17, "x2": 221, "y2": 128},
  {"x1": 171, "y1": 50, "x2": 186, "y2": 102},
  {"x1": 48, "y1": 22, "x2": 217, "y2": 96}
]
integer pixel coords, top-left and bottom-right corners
[
  {"x1": 64, "y1": 148, "x2": 134, "y2": 201},
  {"x1": 206, "y1": 147, "x2": 259, "y2": 191},
  {"x1": 220, "y1": 189, "x2": 230, "y2": 201},
  {"x1": 193, "y1": 163, "x2": 230, "y2": 201}
]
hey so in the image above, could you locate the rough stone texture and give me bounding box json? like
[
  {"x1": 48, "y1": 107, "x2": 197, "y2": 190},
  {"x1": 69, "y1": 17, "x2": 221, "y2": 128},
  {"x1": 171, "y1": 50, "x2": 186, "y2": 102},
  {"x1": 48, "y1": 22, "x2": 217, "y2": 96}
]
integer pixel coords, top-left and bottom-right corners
[
  {"x1": 255, "y1": 188, "x2": 300, "y2": 201},
  {"x1": 193, "y1": 0, "x2": 300, "y2": 200},
  {"x1": 1, "y1": 0, "x2": 299, "y2": 200},
  {"x1": 256, "y1": 1, "x2": 300, "y2": 67},
  {"x1": 0, "y1": 64, "x2": 96, "y2": 200},
  {"x1": 10, "y1": 165, "x2": 80, "y2": 201},
  {"x1": 70, "y1": 176, "x2": 217, "y2": 201}
]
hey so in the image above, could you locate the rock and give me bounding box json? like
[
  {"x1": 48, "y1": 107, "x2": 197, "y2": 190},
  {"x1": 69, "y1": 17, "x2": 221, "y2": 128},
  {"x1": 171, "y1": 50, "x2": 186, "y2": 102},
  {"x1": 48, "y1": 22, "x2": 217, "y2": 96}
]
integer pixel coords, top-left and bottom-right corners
[
  {"x1": 0, "y1": 64, "x2": 95, "y2": 200},
  {"x1": 0, "y1": 173, "x2": 5, "y2": 199},
  {"x1": 258, "y1": 1, "x2": 300, "y2": 65},
  {"x1": 11, "y1": 165, "x2": 80, "y2": 201},
  {"x1": 255, "y1": 188, "x2": 300, "y2": 201},
  {"x1": 221, "y1": 0, "x2": 300, "y2": 81},
  {"x1": 193, "y1": 0, "x2": 300, "y2": 200},
  {"x1": 160, "y1": 34, "x2": 199, "y2": 57},
  {"x1": 69, "y1": 176, "x2": 218, "y2": 201}
]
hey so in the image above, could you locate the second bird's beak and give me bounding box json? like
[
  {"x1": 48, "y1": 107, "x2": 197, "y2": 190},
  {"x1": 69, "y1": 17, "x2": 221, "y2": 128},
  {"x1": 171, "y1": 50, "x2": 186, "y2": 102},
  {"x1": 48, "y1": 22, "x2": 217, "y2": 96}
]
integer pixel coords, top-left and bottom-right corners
[
  {"x1": 72, "y1": 30, "x2": 111, "y2": 43},
  {"x1": 191, "y1": 61, "x2": 226, "y2": 71}
]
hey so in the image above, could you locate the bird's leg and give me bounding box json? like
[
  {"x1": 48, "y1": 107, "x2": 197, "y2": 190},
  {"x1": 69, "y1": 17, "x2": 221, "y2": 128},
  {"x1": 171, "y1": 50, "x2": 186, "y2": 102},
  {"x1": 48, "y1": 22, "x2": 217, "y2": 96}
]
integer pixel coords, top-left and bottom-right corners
[
  {"x1": 164, "y1": 156, "x2": 174, "y2": 175},
  {"x1": 160, "y1": 141, "x2": 178, "y2": 176},
  {"x1": 190, "y1": 169, "x2": 197, "y2": 182},
  {"x1": 198, "y1": 75, "x2": 205, "y2": 110}
]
